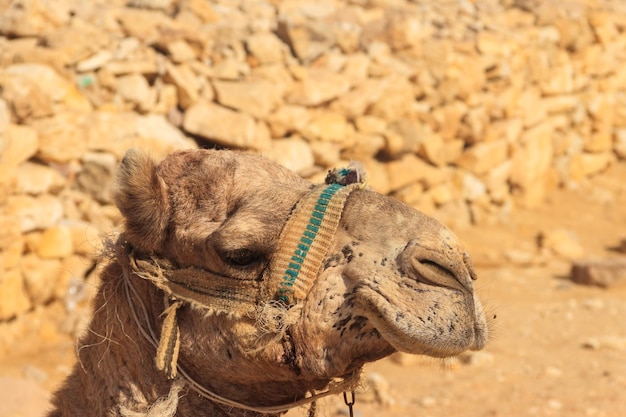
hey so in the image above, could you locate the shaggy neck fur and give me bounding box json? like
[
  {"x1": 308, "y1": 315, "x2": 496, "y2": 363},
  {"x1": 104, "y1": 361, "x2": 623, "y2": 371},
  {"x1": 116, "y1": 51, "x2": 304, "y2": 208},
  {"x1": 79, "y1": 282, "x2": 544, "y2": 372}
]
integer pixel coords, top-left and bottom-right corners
[{"x1": 48, "y1": 258, "x2": 330, "y2": 417}]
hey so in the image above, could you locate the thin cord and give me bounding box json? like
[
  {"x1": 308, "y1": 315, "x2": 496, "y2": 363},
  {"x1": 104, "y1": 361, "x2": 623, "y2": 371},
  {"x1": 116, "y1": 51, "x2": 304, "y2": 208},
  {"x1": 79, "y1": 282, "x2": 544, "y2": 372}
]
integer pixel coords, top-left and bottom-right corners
[{"x1": 123, "y1": 273, "x2": 358, "y2": 414}]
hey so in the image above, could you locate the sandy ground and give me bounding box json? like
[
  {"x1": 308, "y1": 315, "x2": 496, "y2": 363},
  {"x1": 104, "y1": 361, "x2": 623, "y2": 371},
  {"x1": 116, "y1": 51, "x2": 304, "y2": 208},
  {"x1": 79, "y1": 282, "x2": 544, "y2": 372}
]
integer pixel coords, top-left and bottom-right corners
[{"x1": 1, "y1": 164, "x2": 625, "y2": 417}]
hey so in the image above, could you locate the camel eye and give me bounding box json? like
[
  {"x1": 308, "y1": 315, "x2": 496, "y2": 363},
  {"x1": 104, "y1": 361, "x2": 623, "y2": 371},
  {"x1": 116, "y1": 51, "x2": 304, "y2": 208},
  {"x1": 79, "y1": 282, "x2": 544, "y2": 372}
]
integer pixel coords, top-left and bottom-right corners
[{"x1": 223, "y1": 249, "x2": 262, "y2": 268}]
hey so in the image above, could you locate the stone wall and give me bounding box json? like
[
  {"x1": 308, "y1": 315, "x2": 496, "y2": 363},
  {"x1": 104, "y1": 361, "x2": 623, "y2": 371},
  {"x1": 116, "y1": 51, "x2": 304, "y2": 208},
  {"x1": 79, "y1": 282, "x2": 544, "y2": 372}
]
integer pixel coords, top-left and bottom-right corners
[{"x1": 1, "y1": 0, "x2": 626, "y2": 326}]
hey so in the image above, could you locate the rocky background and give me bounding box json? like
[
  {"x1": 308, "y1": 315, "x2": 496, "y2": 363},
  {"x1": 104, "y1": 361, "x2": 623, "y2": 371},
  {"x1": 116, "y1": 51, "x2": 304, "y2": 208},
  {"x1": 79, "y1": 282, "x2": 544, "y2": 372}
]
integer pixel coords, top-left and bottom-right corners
[{"x1": 1, "y1": 0, "x2": 626, "y2": 360}]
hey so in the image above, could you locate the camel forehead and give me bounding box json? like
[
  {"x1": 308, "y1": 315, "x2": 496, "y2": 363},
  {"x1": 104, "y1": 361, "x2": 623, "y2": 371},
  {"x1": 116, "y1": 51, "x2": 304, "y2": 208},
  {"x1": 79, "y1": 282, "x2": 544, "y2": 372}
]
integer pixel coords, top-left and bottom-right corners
[{"x1": 159, "y1": 149, "x2": 309, "y2": 198}]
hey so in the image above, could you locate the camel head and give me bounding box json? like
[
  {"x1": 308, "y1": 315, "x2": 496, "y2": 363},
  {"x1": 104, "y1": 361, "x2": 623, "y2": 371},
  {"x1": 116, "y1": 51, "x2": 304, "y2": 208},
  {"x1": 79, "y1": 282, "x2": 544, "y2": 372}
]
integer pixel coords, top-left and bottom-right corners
[{"x1": 112, "y1": 148, "x2": 488, "y2": 412}]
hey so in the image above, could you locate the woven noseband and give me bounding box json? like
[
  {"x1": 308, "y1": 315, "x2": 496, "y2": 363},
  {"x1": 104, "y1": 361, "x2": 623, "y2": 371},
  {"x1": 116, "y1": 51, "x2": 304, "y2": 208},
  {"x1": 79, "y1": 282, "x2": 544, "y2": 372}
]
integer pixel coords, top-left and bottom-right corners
[{"x1": 267, "y1": 181, "x2": 362, "y2": 305}]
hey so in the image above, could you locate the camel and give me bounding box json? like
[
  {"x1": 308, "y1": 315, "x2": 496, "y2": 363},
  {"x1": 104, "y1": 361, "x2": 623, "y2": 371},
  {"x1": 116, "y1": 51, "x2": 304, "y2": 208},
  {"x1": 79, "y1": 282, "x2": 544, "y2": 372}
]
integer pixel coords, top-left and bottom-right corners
[{"x1": 48, "y1": 149, "x2": 488, "y2": 417}]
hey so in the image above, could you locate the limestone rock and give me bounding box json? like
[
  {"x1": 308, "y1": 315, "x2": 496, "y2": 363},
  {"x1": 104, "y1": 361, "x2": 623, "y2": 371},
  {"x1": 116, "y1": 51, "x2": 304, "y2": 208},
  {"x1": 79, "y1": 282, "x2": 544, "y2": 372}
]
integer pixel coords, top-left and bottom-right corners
[
  {"x1": 267, "y1": 105, "x2": 311, "y2": 138},
  {"x1": 36, "y1": 226, "x2": 73, "y2": 259},
  {"x1": 3, "y1": 63, "x2": 77, "y2": 105},
  {"x1": 367, "y1": 75, "x2": 416, "y2": 120},
  {"x1": 264, "y1": 137, "x2": 314, "y2": 175},
  {"x1": 571, "y1": 258, "x2": 626, "y2": 288},
  {"x1": 0, "y1": 269, "x2": 31, "y2": 320},
  {"x1": 510, "y1": 121, "x2": 554, "y2": 189},
  {"x1": 0, "y1": 124, "x2": 39, "y2": 167},
  {"x1": 67, "y1": 220, "x2": 103, "y2": 258},
  {"x1": 299, "y1": 111, "x2": 354, "y2": 145},
  {"x1": 568, "y1": 152, "x2": 612, "y2": 182},
  {"x1": 21, "y1": 255, "x2": 63, "y2": 305},
  {"x1": 5, "y1": 194, "x2": 64, "y2": 233},
  {"x1": 33, "y1": 112, "x2": 89, "y2": 163},
  {"x1": 614, "y1": 129, "x2": 626, "y2": 159},
  {"x1": 163, "y1": 62, "x2": 200, "y2": 109},
  {"x1": 287, "y1": 68, "x2": 352, "y2": 106},
  {"x1": 213, "y1": 79, "x2": 282, "y2": 119},
  {"x1": 309, "y1": 141, "x2": 341, "y2": 168},
  {"x1": 246, "y1": 33, "x2": 285, "y2": 65},
  {"x1": 539, "y1": 229, "x2": 585, "y2": 260},
  {"x1": 331, "y1": 78, "x2": 387, "y2": 119},
  {"x1": 387, "y1": 154, "x2": 447, "y2": 191},
  {"x1": 0, "y1": 216, "x2": 24, "y2": 270},
  {"x1": 85, "y1": 112, "x2": 195, "y2": 159},
  {"x1": 457, "y1": 140, "x2": 509, "y2": 175},
  {"x1": 115, "y1": 73, "x2": 156, "y2": 112},
  {"x1": 0, "y1": 0, "x2": 69, "y2": 37},
  {"x1": 14, "y1": 162, "x2": 66, "y2": 195},
  {"x1": 77, "y1": 152, "x2": 117, "y2": 204},
  {"x1": 183, "y1": 101, "x2": 270, "y2": 150},
  {"x1": 276, "y1": 15, "x2": 336, "y2": 63}
]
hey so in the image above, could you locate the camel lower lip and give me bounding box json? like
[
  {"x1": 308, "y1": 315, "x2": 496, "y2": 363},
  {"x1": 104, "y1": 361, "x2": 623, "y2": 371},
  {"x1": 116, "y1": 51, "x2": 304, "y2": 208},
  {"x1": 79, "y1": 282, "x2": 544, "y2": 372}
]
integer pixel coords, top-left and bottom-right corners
[{"x1": 354, "y1": 285, "x2": 487, "y2": 357}]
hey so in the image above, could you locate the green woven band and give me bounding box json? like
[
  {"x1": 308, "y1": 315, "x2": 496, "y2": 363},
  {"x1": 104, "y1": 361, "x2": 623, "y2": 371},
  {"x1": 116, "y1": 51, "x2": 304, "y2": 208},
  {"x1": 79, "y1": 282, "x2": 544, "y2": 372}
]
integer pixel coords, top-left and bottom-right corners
[{"x1": 268, "y1": 181, "x2": 361, "y2": 305}]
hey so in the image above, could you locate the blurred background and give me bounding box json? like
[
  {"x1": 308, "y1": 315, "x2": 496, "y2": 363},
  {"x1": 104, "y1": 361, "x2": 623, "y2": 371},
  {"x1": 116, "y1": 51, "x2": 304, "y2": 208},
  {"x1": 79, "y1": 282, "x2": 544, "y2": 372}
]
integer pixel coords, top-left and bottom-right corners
[{"x1": 0, "y1": 0, "x2": 625, "y2": 416}]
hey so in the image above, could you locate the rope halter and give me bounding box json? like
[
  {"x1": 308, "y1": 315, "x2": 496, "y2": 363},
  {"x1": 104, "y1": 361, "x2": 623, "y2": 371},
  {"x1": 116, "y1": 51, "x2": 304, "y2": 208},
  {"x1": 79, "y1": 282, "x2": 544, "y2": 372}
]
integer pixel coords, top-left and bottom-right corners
[{"x1": 122, "y1": 163, "x2": 367, "y2": 380}]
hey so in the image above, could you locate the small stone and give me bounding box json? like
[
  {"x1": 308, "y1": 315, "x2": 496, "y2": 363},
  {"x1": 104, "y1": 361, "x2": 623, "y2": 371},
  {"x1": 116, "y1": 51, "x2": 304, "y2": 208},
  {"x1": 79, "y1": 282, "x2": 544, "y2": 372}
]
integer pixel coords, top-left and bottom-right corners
[
  {"x1": 460, "y1": 350, "x2": 495, "y2": 367},
  {"x1": 165, "y1": 40, "x2": 197, "y2": 63},
  {"x1": 569, "y1": 152, "x2": 613, "y2": 182},
  {"x1": 360, "y1": 372, "x2": 394, "y2": 406},
  {"x1": 299, "y1": 111, "x2": 354, "y2": 144},
  {"x1": 354, "y1": 116, "x2": 387, "y2": 135},
  {"x1": 264, "y1": 137, "x2": 314, "y2": 175},
  {"x1": 77, "y1": 152, "x2": 117, "y2": 204},
  {"x1": 183, "y1": 101, "x2": 270, "y2": 150},
  {"x1": 76, "y1": 50, "x2": 113, "y2": 72},
  {"x1": 21, "y1": 255, "x2": 63, "y2": 305},
  {"x1": 0, "y1": 269, "x2": 32, "y2": 320},
  {"x1": 67, "y1": 220, "x2": 103, "y2": 258},
  {"x1": 14, "y1": 162, "x2": 66, "y2": 195},
  {"x1": 5, "y1": 194, "x2": 64, "y2": 233},
  {"x1": 571, "y1": 258, "x2": 626, "y2": 288},
  {"x1": 0, "y1": 0, "x2": 68, "y2": 37},
  {"x1": 246, "y1": 33, "x2": 285, "y2": 65},
  {"x1": 457, "y1": 140, "x2": 509, "y2": 175},
  {"x1": 545, "y1": 366, "x2": 563, "y2": 377},
  {"x1": 267, "y1": 105, "x2": 311, "y2": 138},
  {"x1": 419, "y1": 396, "x2": 437, "y2": 408},
  {"x1": 0, "y1": 124, "x2": 39, "y2": 167},
  {"x1": 367, "y1": 75, "x2": 415, "y2": 120},
  {"x1": 276, "y1": 17, "x2": 336, "y2": 63},
  {"x1": 164, "y1": 62, "x2": 200, "y2": 109},
  {"x1": 36, "y1": 226, "x2": 73, "y2": 259},
  {"x1": 510, "y1": 120, "x2": 554, "y2": 189},
  {"x1": 455, "y1": 171, "x2": 487, "y2": 202},
  {"x1": 539, "y1": 229, "x2": 585, "y2": 260},
  {"x1": 613, "y1": 129, "x2": 626, "y2": 159},
  {"x1": 287, "y1": 68, "x2": 352, "y2": 106},
  {"x1": 0, "y1": 216, "x2": 24, "y2": 270},
  {"x1": 547, "y1": 400, "x2": 563, "y2": 410},
  {"x1": 115, "y1": 73, "x2": 155, "y2": 112},
  {"x1": 33, "y1": 112, "x2": 89, "y2": 163},
  {"x1": 331, "y1": 78, "x2": 387, "y2": 119},
  {"x1": 341, "y1": 134, "x2": 385, "y2": 161},
  {"x1": 308, "y1": 141, "x2": 341, "y2": 168},
  {"x1": 213, "y1": 79, "x2": 282, "y2": 119}
]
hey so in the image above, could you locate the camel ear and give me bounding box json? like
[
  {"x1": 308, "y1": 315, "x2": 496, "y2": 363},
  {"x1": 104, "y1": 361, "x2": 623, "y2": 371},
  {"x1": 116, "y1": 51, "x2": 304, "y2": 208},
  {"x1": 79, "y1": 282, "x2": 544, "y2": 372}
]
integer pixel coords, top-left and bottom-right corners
[{"x1": 114, "y1": 149, "x2": 169, "y2": 253}]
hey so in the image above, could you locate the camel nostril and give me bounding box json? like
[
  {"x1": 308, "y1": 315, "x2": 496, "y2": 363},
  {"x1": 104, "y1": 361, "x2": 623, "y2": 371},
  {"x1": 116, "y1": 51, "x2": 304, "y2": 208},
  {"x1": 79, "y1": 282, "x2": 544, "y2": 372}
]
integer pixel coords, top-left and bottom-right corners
[
  {"x1": 410, "y1": 257, "x2": 468, "y2": 292},
  {"x1": 399, "y1": 240, "x2": 472, "y2": 293}
]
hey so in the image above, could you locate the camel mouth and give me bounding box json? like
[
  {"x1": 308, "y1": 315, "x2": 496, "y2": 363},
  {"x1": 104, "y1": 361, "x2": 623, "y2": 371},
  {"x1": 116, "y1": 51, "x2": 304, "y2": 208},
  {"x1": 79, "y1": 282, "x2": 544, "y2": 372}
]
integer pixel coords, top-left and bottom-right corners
[{"x1": 353, "y1": 283, "x2": 488, "y2": 358}]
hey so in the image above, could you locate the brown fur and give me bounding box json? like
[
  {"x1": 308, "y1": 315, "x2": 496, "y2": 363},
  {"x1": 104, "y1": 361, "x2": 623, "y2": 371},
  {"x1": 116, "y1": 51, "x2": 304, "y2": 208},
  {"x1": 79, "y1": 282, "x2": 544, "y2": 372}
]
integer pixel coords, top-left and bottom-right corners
[{"x1": 48, "y1": 149, "x2": 488, "y2": 416}]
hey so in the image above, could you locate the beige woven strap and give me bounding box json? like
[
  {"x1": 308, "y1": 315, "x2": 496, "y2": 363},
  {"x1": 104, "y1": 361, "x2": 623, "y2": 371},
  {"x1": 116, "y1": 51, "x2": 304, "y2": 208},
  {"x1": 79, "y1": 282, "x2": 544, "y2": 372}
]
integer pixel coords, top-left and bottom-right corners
[
  {"x1": 129, "y1": 255, "x2": 260, "y2": 317},
  {"x1": 268, "y1": 181, "x2": 362, "y2": 304},
  {"x1": 156, "y1": 300, "x2": 182, "y2": 379}
]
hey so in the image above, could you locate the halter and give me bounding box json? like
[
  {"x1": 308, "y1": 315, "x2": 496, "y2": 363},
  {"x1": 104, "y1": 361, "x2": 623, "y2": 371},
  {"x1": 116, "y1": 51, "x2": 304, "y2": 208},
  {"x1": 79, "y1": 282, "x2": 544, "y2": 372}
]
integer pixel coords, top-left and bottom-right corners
[{"x1": 119, "y1": 164, "x2": 367, "y2": 414}]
